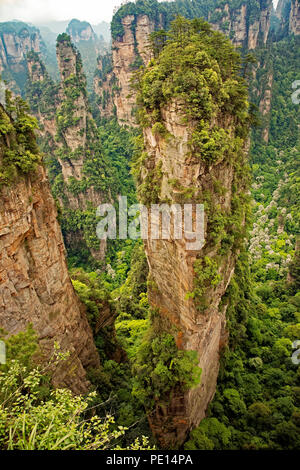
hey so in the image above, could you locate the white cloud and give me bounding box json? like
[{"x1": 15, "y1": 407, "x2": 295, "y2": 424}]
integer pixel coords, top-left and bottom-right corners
[{"x1": 0, "y1": 0, "x2": 122, "y2": 24}]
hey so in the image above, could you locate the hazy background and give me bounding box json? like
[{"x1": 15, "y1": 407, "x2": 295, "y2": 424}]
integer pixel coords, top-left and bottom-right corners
[{"x1": 0, "y1": 0, "x2": 279, "y2": 24}]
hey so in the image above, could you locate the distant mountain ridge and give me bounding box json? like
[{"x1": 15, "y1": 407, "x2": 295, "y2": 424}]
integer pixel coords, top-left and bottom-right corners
[
  {"x1": 0, "y1": 21, "x2": 47, "y2": 94},
  {"x1": 34, "y1": 19, "x2": 111, "y2": 42},
  {"x1": 0, "y1": 18, "x2": 110, "y2": 95}
]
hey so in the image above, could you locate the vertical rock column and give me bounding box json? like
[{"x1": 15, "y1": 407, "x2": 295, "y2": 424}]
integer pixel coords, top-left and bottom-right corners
[
  {"x1": 0, "y1": 105, "x2": 100, "y2": 394},
  {"x1": 289, "y1": 0, "x2": 300, "y2": 34},
  {"x1": 135, "y1": 21, "x2": 251, "y2": 447}
]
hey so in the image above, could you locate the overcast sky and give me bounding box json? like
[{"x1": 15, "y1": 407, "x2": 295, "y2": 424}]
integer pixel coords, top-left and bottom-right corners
[{"x1": 0, "y1": 0, "x2": 279, "y2": 25}]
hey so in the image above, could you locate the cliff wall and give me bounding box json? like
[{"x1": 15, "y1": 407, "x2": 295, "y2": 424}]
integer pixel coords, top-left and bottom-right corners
[
  {"x1": 289, "y1": 0, "x2": 300, "y2": 34},
  {"x1": 0, "y1": 22, "x2": 45, "y2": 94},
  {"x1": 96, "y1": 0, "x2": 272, "y2": 125},
  {"x1": 0, "y1": 102, "x2": 100, "y2": 393},
  {"x1": 134, "y1": 22, "x2": 251, "y2": 446},
  {"x1": 26, "y1": 38, "x2": 109, "y2": 260}
]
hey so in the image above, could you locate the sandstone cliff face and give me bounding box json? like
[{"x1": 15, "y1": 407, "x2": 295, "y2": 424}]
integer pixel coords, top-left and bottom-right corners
[
  {"x1": 289, "y1": 0, "x2": 300, "y2": 34},
  {"x1": 66, "y1": 19, "x2": 98, "y2": 43},
  {"x1": 209, "y1": 1, "x2": 271, "y2": 49},
  {"x1": 94, "y1": 54, "x2": 116, "y2": 119},
  {"x1": 112, "y1": 15, "x2": 156, "y2": 126},
  {"x1": 0, "y1": 107, "x2": 100, "y2": 393},
  {"x1": 97, "y1": 2, "x2": 272, "y2": 126},
  {"x1": 98, "y1": 14, "x2": 158, "y2": 126},
  {"x1": 26, "y1": 39, "x2": 108, "y2": 260},
  {"x1": 140, "y1": 99, "x2": 248, "y2": 447},
  {"x1": 0, "y1": 22, "x2": 45, "y2": 94}
]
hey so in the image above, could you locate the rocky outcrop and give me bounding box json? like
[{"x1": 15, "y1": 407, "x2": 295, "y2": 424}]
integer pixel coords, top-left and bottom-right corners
[
  {"x1": 96, "y1": 1, "x2": 272, "y2": 126},
  {"x1": 26, "y1": 37, "x2": 109, "y2": 261},
  {"x1": 0, "y1": 21, "x2": 45, "y2": 94},
  {"x1": 289, "y1": 0, "x2": 300, "y2": 34},
  {"x1": 96, "y1": 14, "x2": 159, "y2": 123},
  {"x1": 0, "y1": 104, "x2": 100, "y2": 394},
  {"x1": 209, "y1": 1, "x2": 271, "y2": 49},
  {"x1": 97, "y1": 14, "x2": 160, "y2": 125},
  {"x1": 55, "y1": 37, "x2": 90, "y2": 158},
  {"x1": 66, "y1": 19, "x2": 98, "y2": 43},
  {"x1": 134, "y1": 17, "x2": 251, "y2": 442},
  {"x1": 248, "y1": 5, "x2": 271, "y2": 49},
  {"x1": 27, "y1": 53, "x2": 47, "y2": 83},
  {"x1": 66, "y1": 19, "x2": 108, "y2": 90},
  {"x1": 112, "y1": 14, "x2": 157, "y2": 126},
  {"x1": 140, "y1": 99, "x2": 248, "y2": 446},
  {"x1": 94, "y1": 54, "x2": 116, "y2": 119},
  {"x1": 55, "y1": 36, "x2": 110, "y2": 233}
]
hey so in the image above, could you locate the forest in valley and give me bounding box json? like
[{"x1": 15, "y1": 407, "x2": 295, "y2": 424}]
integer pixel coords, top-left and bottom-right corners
[{"x1": 0, "y1": 0, "x2": 299, "y2": 451}]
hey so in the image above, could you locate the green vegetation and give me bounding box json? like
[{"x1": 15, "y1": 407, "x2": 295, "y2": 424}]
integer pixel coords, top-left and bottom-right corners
[
  {"x1": 132, "y1": 326, "x2": 201, "y2": 408},
  {"x1": 65, "y1": 246, "x2": 154, "y2": 445},
  {"x1": 184, "y1": 32, "x2": 300, "y2": 451},
  {"x1": 185, "y1": 266, "x2": 300, "y2": 450},
  {"x1": 111, "y1": 0, "x2": 272, "y2": 41},
  {"x1": 0, "y1": 92, "x2": 41, "y2": 187},
  {"x1": 0, "y1": 328, "x2": 151, "y2": 450},
  {"x1": 133, "y1": 17, "x2": 252, "y2": 317},
  {"x1": 2, "y1": 0, "x2": 298, "y2": 452}
]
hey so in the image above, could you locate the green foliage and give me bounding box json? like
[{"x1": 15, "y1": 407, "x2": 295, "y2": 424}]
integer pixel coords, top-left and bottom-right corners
[
  {"x1": 97, "y1": 118, "x2": 138, "y2": 204},
  {"x1": 189, "y1": 256, "x2": 222, "y2": 310},
  {"x1": 185, "y1": 418, "x2": 231, "y2": 450},
  {"x1": 111, "y1": 0, "x2": 270, "y2": 44},
  {"x1": 185, "y1": 275, "x2": 300, "y2": 449},
  {"x1": 116, "y1": 317, "x2": 150, "y2": 360},
  {"x1": 56, "y1": 33, "x2": 73, "y2": 46},
  {"x1": 0, "y1": 328, "x2": 153, "y2": 450},
  {"x1": 134, "y1": 17, "x2": 251, "y2": 158},
  {"x1": 114, "y1": 243, "x2": 149, "y2": 318},
  {"x1": 0, "y1": 345, "x2": 145, "y2": 449},
  {"x1": 0, "y1": 93, "x2": 41, "y2": 187},
  {"x1": 71, "y1": 256, "x2": 154, "y2": 444},
  {"x1": 0, "y1": 325, "x2": 40, "y2": 371},
  {"x1": 71, "y1": 269, "x2": 112, "y2": 332},
  {"x1": 132, "y1": 327, "x2": 201, "y2": 408}
]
